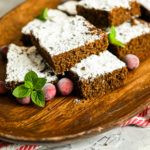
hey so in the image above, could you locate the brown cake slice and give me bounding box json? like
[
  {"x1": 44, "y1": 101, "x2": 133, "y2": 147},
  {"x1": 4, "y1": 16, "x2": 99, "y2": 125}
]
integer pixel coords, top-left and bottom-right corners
[
  {"x1": 21, "y1": 9, "x2": 69, "y2": 46},
  {"x1": 77, "y1": 0, "x2": 141, "y2": 28},
  {"x1": 30, "y1": 15, "x2": 108, "y2": 73},
  {"x1": 68, "y1": 50, "x2": 128, "y2": 99},
  {"x1": 138, "y1": 0, "x2": 150, "y2": 22},
  {"x1": 107, "y1": 19, "x2": 150, "y2": 61},
  {"x1": 5, "y1": 44, "x2": 57, "y2": 91}
]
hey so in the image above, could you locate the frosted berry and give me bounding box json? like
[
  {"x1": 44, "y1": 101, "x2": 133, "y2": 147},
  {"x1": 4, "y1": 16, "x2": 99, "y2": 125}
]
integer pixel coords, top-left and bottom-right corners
[
  {"x1": 57, "y1": 78, "x2": 73, "y2": 96},
  {"x1": 17, "y1": 96, "x2": 31, "y2": 105},
  {"x1": 0, "y1": 81, "x2": 6, "y2": 94},
  {"x1": 124, "y1": 54, "x2": 140, "y2": 70},
  {"x1": 42, "y1": 83, "x2": 56, "y2": 101},
  {"x1": 0, "y1": 45, "x2": 8, "y2": 59}
]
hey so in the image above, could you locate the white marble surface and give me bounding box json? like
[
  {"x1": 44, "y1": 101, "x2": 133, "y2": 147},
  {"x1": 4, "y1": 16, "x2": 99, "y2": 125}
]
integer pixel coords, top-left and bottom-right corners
[
  {"x1": 39, "y1": 127, "x2": 150, "y2": 150},
  {"x1": 0, "y1": 1, "x2": 150, "y2": 150}
]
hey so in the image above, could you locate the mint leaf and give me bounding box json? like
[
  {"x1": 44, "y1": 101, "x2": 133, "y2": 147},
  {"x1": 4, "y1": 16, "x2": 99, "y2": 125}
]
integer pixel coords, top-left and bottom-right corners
[
  {"x1": 33, "y1": 78, "x2": 47, "y2": 90},
  {"x1": 31, "y1": 90, "x2": 45, "y2": 107},
  {"x1": 24, "y1": 81, "x2": 33, "y2": 89},
  {"x1": 108, "y1": 34, "x2": 116, "y2": 44},
  {"x1": 13, "y1": 85, "x2": 32, "y2": 98},
  {"x1": 24, "y1": 71, "x2": 38, "y2": 83},
  {"x1": 42, "y1": 8, "x2": 48, "y2": 18},
  {"x1": 13, "y1": 71, "x2": 47, "y2": 107},
  {"x1": 115, "y1": 39, "x2": 125, "y2": 48},
  {"x1": 36, "y1": 8, "x2": 48, "y2": 21},
  {"x1": 110, "y1": 26, "x2": 116, "y2": 37},
  {"x1": 108, "y1": 26, "x2": 125, "y2": 48}
]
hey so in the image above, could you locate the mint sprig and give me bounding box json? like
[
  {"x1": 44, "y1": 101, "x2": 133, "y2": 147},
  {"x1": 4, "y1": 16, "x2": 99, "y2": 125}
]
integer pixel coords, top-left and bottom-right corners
[
  {"x1": 13, "y1": 71, "x2": 47, "y2": 107},
  {"x1": 13, "y1": 85, "x2": 32, "y2": 98},
  {"x1": 36, "y1": 8, "x2": 49, "y2": 21},
  {"x1": 31, "y1": 90, "x2": 45, "y2": 107},
  {"x1": 108, "y1": 26, "x2": 125, "y2": 48}
]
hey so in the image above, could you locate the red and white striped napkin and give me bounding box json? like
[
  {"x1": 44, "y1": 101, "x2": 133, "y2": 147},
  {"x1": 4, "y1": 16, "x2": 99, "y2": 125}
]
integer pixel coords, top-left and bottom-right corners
[
  {"x1": 121, "y1": 106, "x2": 150, "y2": 127},
  {"x1": 0, "y1": 106, "x2": 150, "y2": 150}
]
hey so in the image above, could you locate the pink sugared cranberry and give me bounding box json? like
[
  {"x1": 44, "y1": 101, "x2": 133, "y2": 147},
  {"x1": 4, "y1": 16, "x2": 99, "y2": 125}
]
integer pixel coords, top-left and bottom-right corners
[
  {"x1": 0, "y1": 45, "x2": 8, "y2": 59},
  {"x1": 42, "y1": 83, "x2": 56, "y2": 101},
  {"x1": 17, "y1": 96, "x2": 31, "y2": 105},
  {"x1": 57, "y1": 78, "x2": 73, "y2": 96},
  {"x1": 0, "y1": 81, "x2": 6, "y2": 94},
  {"x1": 124, "y1": 54, "x2": 140, "y2": 70}
]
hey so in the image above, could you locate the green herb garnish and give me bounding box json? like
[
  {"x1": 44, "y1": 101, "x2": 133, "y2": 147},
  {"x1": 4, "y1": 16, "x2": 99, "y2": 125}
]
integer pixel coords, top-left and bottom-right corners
[
  {"x1": 36, "y1": 8, "x2": 49, "y2": 21},
  {"x1": 13, "y1": 71, "x2": 47, "y2": 107},
  {"x1": 108, "y1": 26, "x2": 125, "y2": 48}
]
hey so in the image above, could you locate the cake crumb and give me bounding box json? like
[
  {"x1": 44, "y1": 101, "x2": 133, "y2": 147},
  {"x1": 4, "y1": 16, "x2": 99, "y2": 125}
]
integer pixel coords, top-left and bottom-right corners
[
  {"x1": 131, "y1": 18, "x2": 137, "y2": 26},
  {"x1": 73, "y1": 99, "x2": 81, "y2": 104},
  {"x1": 81, "y1": 67, "x2": 86, "y2": 70}
]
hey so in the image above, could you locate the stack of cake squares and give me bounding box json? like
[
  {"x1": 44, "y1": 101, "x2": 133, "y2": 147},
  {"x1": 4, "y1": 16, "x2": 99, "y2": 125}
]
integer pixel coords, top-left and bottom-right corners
[
  {"x1": 5, "y1": 0, "x2": 150, "y2": 99},
  {"x1": 77, "y1": 0, "x2": 150, "y2": 60}
]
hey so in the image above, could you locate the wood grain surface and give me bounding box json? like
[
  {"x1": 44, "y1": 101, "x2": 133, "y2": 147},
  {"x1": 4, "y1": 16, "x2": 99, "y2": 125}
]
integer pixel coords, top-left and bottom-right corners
[{"x1": 0, "y1": 0, "x2": 150, "y2": 145}]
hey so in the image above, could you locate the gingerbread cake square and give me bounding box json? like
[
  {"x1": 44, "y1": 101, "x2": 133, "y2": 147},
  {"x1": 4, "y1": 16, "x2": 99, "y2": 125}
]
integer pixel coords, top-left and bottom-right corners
[
  {"x1": 138, "y1": 0, "x2": 150, "y2": 22},
  {"x1": 21, "y1": 9, "x2": 69, "y2": 46},
  {"x1": 77, "y1": 0, "x2": 141, "y2": 28},
  {"x1": 30, "y1": 15, "x2": 108, "y2": 73},
  {"x1": 5, "y1": 44, "x2": 57, "y2": 91},
  {"x1": 68, "y1": 51, "x2": 128, "y2": 99},
  {"x1": 107, "y1": 19, "x2": 150, "y2": 61}
]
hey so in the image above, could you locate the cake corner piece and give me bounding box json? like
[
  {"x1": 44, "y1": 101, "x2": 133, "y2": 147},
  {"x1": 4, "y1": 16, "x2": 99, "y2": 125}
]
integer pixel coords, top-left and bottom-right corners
[
  {"x1": 107, "y1": 18, "x2": 150, "y2": 61},
  {"x1": 5, "y1": 44, "x2": 58, "y2": 91},
  {"x1": 68, "y1": 50, "x2": 128, "y2": 99},
  {"x1": 77, "y1": 0, "x2": 141, "y2": 28},
  {"x1": 21, "y1": 9, "x2": 69, "y2": 46},
  {"x1": 30, "y1": 15, "x2": 109, "y2": 73}
]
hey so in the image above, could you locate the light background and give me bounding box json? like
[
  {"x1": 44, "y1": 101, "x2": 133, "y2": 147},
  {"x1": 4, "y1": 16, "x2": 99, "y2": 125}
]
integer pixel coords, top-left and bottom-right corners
[
  {"x1": 0, "y1": 0, "x2": 26, "y2": 17},
  {"x1": 0, "y1": 0, "x2": 150, "y2": 150}
]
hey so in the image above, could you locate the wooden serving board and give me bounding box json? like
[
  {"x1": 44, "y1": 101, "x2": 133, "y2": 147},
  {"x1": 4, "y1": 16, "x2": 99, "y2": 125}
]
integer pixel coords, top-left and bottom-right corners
[{"x1": 0, "y1": 0, "x2": 150, "y2": 145}]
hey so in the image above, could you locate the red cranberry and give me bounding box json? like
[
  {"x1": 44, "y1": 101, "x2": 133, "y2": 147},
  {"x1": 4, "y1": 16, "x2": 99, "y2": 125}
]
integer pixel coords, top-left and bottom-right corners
[
  {"x1": 57, "y1": 78, "x2": 73, "y2": 96},
  {"x1": 17, "y1": 96, "x2": 31, "y2": 105},
  {"x1": 124, "y1": 54, "x2": 140, "y2": 70},
  {"x1": 42, "y1": 83, "x2": 56, "y2": 101},
  {"x1": 0, "y1": 81, "x2": 6, "y2": 94},
  {"x1": 0, "y1": 45, "x2": 8, "y2": 59}
]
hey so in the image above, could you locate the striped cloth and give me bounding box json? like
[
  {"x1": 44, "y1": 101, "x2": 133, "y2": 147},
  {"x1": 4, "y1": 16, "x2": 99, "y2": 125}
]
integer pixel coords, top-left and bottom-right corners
[
  {"x1": 121, "y1": 106, "x2": 150, "y2": 127},
  {"x1": 0, "y1": 106, "x2": 150, "y2": 150}
]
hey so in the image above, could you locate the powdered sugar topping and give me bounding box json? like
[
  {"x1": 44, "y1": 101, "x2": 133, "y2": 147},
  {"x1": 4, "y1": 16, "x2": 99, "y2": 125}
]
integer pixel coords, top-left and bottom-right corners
[
  {"x1": 22, "y1": 9, "x2": 69, "y2": 35},
  {"x1": 6, "y1": 44, "x2": 57, "y2": 83},
  {"x1": 78, "y1": 0, "x2": 136, "y2": 11},
  {"x1": 106, "y1": 19, "x2": 150, "y2": 44},
  {"x1": 71, "y1": 51, "x2": 126, "y2": 80},
  {"x1": 31, "y1": 15, "x2": 103, "y2": 57},
  {"x1": 57, "y1": 1, "x2": 78, "y2": 15}
]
